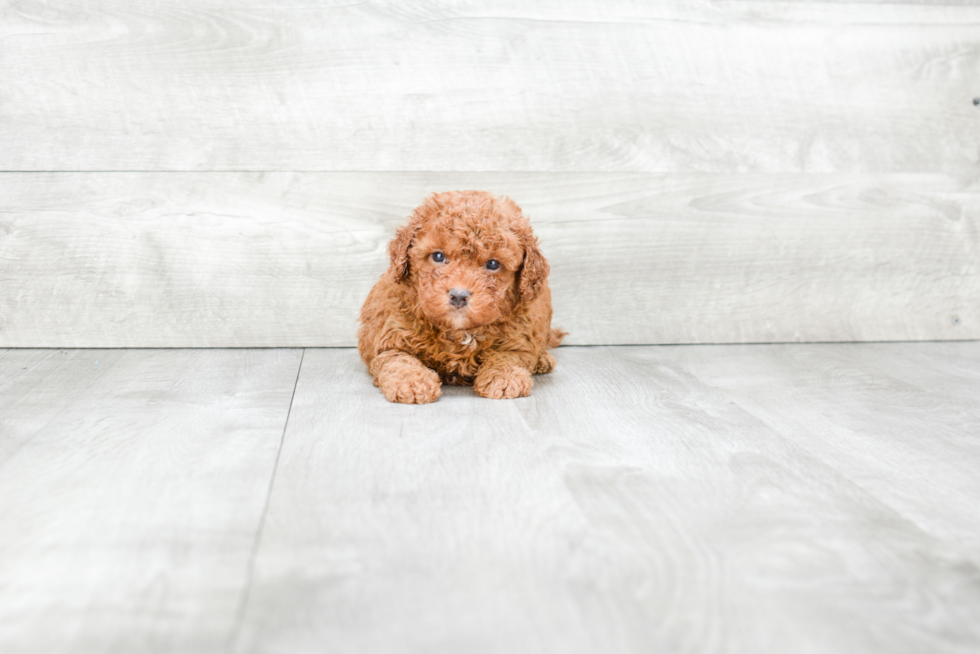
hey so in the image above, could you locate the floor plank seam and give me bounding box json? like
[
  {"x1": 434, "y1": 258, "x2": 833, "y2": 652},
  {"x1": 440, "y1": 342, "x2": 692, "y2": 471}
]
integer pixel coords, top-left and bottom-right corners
[{"x1": 224, "y1": 348, "x2": 307, "y2": 654}]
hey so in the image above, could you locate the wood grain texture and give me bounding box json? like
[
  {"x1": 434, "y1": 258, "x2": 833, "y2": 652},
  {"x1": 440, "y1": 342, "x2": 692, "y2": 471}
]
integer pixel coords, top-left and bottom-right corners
[
  {"x1": 232, "y1": 345, "x2": 980, "y2": 654},
  {"x1": 652, "y1": 341, "x2": 980, "y2": 555},
  {"x1": 1, "y1": 0, "x2": 979, "y2": 172},
  {"x1": 1, "y1": 171, "x2": 976, "y2": 347},
  {"x1": 0, "y1": 348, "x2": 302, "y2": 654}
]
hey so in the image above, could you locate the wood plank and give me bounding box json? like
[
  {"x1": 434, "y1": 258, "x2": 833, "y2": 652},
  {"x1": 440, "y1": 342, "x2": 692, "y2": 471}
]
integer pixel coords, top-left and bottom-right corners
[
  {"x1": 1, "y1": 172, "x2": 976, "y2": 347},
  {"x1": 233, "y1": 346, "x2": 980, "y2": 654},
  {"x1": 0, "y1": 348, "x2": 303, "y2": 654},
  {"x1": 2, "y1": 1, "x2": 978, "y2": 172},
  {"x1": 652, "y1": 341, "x2": 980, "y2": 553}
]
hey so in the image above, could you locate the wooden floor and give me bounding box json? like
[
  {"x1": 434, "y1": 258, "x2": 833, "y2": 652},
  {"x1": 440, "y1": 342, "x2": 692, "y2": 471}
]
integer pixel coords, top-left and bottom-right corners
[{"x1": 2, "y1": 343, "x2": 979, "y2": 654}]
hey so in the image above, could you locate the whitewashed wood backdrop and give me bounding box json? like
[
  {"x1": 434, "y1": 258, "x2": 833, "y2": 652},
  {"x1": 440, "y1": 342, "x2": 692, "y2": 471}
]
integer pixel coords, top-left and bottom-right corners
[{"x1": 1, "y1": 0, "x2": 977, "y2": 347}]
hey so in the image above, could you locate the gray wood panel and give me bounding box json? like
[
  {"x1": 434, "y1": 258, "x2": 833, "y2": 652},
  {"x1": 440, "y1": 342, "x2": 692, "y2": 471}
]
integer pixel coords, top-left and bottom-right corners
[
  {"x1": 654, "y1": 342, "x2": 980, "y2": 554},
  {"x1": 233, "y1": 345, "x2": 980, "y2": 654},
  {"x1": 0, "y1": 348, "x2": 303, "y2": 654},
  {"x1": 1, "y1": 172, "x2": 976, "y2": 347},
  {"x1": 2, "y1": 1, "x2": 978, "y2": 172}
]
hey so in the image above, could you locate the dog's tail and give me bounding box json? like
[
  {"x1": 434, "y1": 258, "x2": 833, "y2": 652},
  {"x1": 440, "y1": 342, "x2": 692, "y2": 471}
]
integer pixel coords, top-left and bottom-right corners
[{"x1": 548, "y1": 328, "x2": 568, "y2": 349}]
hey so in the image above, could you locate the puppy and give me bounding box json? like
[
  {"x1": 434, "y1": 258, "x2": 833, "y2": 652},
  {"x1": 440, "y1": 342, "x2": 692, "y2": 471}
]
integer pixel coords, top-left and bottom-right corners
[{"x1": 358, "y1": 190, "x2": 565, "y2": 403}]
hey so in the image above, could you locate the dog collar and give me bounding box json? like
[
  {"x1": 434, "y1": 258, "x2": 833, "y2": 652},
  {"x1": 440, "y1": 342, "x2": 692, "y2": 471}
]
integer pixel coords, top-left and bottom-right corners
[{"x1": 458, "y1": 331, "x2": 486, "y2": 348}]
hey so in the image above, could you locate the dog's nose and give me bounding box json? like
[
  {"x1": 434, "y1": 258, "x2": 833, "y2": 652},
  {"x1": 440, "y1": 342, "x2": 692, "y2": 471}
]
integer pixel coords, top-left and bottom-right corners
[{"x1": 448, "y1": 288, "x2": 471, "y2": 308}]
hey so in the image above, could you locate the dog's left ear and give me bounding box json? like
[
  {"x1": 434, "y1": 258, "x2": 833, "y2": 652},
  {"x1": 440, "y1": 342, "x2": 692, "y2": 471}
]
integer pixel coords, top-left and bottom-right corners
[
  {"x1": 515, "y1": 220, "x2": 549, "y2": 303},
  {"x1": 498, "y1": 196, "x2": 549, "y2": 303}
]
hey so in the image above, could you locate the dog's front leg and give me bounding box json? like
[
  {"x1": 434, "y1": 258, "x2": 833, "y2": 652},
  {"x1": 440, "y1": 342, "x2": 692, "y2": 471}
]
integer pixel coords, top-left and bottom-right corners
[
  {"x1": 369, "y1": 350, "x2": 442, "y2": 404},
  {"x1": 474, "y1": 351, "x2": 536, "y2": 400}
]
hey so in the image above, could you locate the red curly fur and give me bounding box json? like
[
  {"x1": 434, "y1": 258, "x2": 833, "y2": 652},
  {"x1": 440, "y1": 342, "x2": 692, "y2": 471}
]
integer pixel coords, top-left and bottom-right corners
[{"x1": 358, "y1": 190, "x2": 566, "y2": 403}]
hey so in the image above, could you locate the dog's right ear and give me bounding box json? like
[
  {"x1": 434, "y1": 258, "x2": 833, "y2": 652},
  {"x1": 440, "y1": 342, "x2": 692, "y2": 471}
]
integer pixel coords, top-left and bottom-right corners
[{"x1": 388, "y1": 194, "x2": 440, "y2": 283}]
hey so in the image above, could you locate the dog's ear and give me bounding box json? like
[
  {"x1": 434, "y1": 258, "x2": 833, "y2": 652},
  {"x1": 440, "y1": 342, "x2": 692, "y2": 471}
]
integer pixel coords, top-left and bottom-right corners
[
  {"x1": 515, "y1": 218, "x2": 550, "y2": 303},
  {"x1": 388, "y1": 195, "x2": 439, "y2": 283},
  {"x1": 497, "y1": 196, "x2": 549, "y2": 303}
]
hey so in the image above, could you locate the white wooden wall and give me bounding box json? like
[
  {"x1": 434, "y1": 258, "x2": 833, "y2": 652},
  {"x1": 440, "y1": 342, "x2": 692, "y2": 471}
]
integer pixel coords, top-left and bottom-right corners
[{"x1": 1, "y1": 0, "x2": 977, "y2": 346}]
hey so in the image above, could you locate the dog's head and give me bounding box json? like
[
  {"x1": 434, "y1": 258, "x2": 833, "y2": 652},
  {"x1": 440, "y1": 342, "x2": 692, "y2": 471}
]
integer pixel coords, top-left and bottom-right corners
[{"x1": 387, "y1": 190, "x2": 549, "y2": 330}]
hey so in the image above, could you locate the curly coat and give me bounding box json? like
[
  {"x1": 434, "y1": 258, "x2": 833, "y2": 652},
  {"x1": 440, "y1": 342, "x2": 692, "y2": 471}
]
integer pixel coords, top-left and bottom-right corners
[{"x1": 358, "y1": 190, "x2": 565, "y2": 403}]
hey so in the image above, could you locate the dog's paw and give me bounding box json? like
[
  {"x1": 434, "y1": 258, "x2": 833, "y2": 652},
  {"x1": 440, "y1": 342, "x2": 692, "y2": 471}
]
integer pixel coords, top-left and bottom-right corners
[
  {"x1": 533, "y1": 351, "x2": 557, "y2": 374},
  {"x1": 474, "y1": 366, "x2": 532, "y2": 400},
  {"x1": 379, "y1": 367, "x2": 442, "y2": 404}
]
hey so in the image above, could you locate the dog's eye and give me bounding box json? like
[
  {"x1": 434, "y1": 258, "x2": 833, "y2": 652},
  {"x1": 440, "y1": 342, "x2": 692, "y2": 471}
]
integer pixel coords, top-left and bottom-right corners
[
  {"x1": 431, "y1": 252, "x2": 446, "y2": 264},
  {"x1": 485, "y1": 259, "x2": 500, "y2": 271}
]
